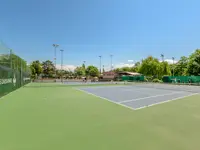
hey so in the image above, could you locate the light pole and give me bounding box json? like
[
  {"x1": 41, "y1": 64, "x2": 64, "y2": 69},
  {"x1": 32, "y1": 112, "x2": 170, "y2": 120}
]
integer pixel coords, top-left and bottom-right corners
[
  {"x1": 172, "y1": 57, "x2": 175, "y2": 76},
  {"x1": 60, "y1": 49, "x2": 64, "y2": 83},
  {"x1": 10, "y1": 49, "x2": 12, "y2": 69},
  {"x1": 161, "y1": 54, "x2": 164, "y2": 62},
  {"x1": 110, "y1": 54, "x2": 113, "y2": 71},
  {"x1": 99, "y1": 56, "x2": 102, "y2": 74},
  {"x1": 83, "y1": 61, "x2": 86, "y2": 67},
  {"x1": 53, "y1": 44, "x2": 59, "y2": 80}
]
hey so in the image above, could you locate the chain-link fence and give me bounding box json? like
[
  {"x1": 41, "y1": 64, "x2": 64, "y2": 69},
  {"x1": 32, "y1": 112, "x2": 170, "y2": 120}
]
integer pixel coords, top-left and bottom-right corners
[{"x1": 0, "y1": 41, "x2": 31, "y2": 97}]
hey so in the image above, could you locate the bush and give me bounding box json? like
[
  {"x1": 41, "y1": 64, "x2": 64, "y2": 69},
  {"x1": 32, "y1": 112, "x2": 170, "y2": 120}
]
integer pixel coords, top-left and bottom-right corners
[
  {"x1": 146, "y1": 76, "x2": 153, "y2": 82},
  {"x1": 144, "y1": 77, "x2": 148, "y2": 82},
  {"x1": 152, "y1": 78, "x2": 163, "y2": 83}
]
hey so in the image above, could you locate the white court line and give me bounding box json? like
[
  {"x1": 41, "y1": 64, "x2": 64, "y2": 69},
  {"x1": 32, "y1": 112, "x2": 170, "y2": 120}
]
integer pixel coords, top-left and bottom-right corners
[
  {"x1": 135, "y1": 93, "x2": 199, "y2": 110},
  {"x1": 75, "y1": 88, "x2": 199, "y2": 111},
  {"x1": 75, "y1": 88, "x2": 135, "y2": 111},
  {"x1": 118, "y1": 91, "x2": 184, "y2": 104}
]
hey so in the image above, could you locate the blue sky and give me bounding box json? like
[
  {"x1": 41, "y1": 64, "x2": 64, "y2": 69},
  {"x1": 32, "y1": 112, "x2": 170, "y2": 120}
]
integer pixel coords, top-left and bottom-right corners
[{"x1": 0, "y1": 0, "x2": 200, "y2": 70}]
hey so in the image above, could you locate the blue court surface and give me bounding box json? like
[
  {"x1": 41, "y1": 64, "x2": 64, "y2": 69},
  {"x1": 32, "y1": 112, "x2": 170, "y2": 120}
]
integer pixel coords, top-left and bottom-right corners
[{"x1": 77, "y1": 84, "x2": 199, "y2": 110}]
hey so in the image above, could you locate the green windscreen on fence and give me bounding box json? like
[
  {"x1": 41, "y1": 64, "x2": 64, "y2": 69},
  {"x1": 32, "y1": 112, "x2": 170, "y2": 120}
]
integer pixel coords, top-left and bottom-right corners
[
  {"x1": 162, "y1": 76, "x2": 200, "y2": 83},
  {"x1": 121, "y1": 75, "x2": 145, "y2": 82},
  {"x1": 0, "y1": 41, "x2": 31, "y2": 97}
]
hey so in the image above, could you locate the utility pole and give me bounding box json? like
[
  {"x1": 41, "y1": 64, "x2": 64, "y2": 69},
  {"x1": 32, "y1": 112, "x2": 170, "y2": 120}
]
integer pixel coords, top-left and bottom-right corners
[
  {"x1": 60, "y1": 49, "x2": 64, "y2": 83},
  {"x1": 99, "y1": 56, "x2": 102, "y2": 74},
  {"x1": 53, "y1": 44, "x2": 59, "y2": 81},
  {"x1": 110, "y1": 54, "x2": 113, "y2": 71}
]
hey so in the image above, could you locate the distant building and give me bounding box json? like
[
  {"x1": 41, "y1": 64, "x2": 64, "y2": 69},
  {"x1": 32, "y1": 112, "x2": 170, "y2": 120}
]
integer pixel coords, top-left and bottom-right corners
[
  {"x1": 117, "y1": 71, "x2": 141, "y2": 76},
  {"x1": 98, "y1": 71, "x2": 116, "y2": 81},
  {"x1": 100, "y1": 71, "x2": 141, "y2": 81}
]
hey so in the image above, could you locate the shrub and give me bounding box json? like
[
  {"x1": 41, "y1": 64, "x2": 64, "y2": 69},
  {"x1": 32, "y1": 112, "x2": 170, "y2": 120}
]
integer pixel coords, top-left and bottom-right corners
[
  {"x1": 152, "y1": 78, "x2": 163, "y2": 83},
  {"x1": 144, "y1": 77, "x2": 148, "y2": 82}
]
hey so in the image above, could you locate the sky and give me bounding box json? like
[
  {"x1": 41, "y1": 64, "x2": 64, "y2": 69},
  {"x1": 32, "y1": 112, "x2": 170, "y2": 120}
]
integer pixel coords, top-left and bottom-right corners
[{"x1": 0, "y1": 0, "x2": 200, "y2": 71}]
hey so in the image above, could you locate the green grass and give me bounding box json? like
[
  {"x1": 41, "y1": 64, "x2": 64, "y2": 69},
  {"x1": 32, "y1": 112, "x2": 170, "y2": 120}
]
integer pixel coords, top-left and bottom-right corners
[{"x1": 0, "y1": 83, "x2": 200, "y2": 150}]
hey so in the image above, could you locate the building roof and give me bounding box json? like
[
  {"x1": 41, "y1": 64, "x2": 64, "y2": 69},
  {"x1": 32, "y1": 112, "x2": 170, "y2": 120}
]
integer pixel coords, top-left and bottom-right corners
[{"x1": 118, "y1": 71, "x2": 141, "y2": 76}]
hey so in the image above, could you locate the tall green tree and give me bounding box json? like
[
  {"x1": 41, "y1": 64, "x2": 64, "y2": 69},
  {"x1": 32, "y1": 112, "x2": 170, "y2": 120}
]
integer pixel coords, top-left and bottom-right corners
[
  {"x1": 188, "y1": 49, "x2": 200, "y2": 75},
  {"x1": 131, "y1": 61, "x2": 141, "y2": 72},
  {"x1": 174, "y1": 56, "x2": 188, "y2": 76},
  {"x1": 42, "y1": 60, "x2": 55, "y2": 77},
  {"x1": 82, "y1": 63, "x2": 86, "y2": 70},
  {"x1": 74, "y1": 66, "x2": 85, "y2": 77},
  {"x1": 139, "y1": 56, "x2": 160, "y2": 77},
  {"x1": 30, "y1": 60, "x2": 42, "y2": 78},
  {"x1": 160, "y1": 61, "x2": 171, "y2": 76},
  {"x1": 86, "y1": 66, "x2": 99, "y2": 77}
]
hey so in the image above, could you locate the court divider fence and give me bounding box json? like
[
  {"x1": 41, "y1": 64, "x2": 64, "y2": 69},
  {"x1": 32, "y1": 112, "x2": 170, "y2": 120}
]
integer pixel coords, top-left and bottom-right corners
[
  {"x1": 0, "y1": 41, "x2": 31, "y2": 97},
  {"x1": 121, "y1": 75, "x2": 145, "y2": 82},
  {"x1": 121, "y1": 75, "x2": 200, "y2": 85},
  {"x1": 162, "y1": 76, "x2": 200, "y2": 84}
]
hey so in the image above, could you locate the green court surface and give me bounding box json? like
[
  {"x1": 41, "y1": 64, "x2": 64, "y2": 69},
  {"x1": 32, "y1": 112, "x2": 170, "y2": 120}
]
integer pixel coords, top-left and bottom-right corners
[{"x1": 0, "y1": 83, "x2": 200, "y2": 150}]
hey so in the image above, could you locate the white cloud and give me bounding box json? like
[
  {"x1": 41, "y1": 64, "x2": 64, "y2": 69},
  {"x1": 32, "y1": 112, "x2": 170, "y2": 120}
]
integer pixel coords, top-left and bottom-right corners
[
  {"x1": 159, "y1": 59, "x2": 178, "y2": 64},
  {"x1": 128, "y1": 60, "x2": 134, "y2": 63},
  {"x1": 114, "y1": 63, "x2": 135, "y2": 68},
  {"x1": 56, "y1": 64, "x2": 76, "y2": 71}
]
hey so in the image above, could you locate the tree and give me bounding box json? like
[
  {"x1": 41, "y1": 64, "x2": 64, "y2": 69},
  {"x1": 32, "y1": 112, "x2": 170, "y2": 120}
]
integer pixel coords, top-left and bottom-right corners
[
  {"x1": 139, "y1": 56, "x2": 171, "y2": 78},
  {"x1": 188, "y1": 49, "x2": 200, "y2": 75},
  {"x1": 74, "y1": 66, "x2": 85, "y2": 77},
  {"x1": 121, "y1": 67, "x2": 131, "y2": 72},
  {"x1": 56, "y1": 69, "x2": 65, "y2": 78},
  {"x1": 160, "y1": 61, "x2": 171, "y2": 76},
  {"x1": 42, "y1": 60, "x2": 55, "y2": 77},
  {"x1": 132, "y1": 61, "x2": 141, "y2": 72},
  {"x1": 113, "y1": 68, "x2": 122, "y2": 73},
  {"x1": 82, "y1": 63, "x2": 86, "y2": 70},
  {"x1": 135, "y1": 61, "x2": 140, "y2": 67},
  {"x1": 30, "y1": 60, "x2": 42, "y2": 78},
  {"x1": 86, "y1": 66, "x2": 99, "y2": 77},
  {"x1": 174, "y1": 56, "x2": 188, "y2": 76},
  {"x1": 139, "y1": 56, "x2": 160, "y2": 77}
]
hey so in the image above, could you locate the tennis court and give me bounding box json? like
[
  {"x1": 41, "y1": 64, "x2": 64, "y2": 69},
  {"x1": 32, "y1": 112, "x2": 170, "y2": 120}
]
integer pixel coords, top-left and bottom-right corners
[
  {"x1": 78, "y1": 83, "x2": 200, "y2": 110},
  {"x1": 1, "y1": 83, "x2": 200, "y2": 150}
]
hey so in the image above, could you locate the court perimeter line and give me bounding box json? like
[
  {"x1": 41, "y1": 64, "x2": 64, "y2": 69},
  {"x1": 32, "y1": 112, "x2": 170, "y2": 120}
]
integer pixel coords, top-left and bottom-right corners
[
  {"x1": 75, "y1": 88, "x2": 135, "y2": 111},
  {"x1": 118, "y1": 91, "x2": 184, "y2": 104},
  {"x1": 135, "y1": 93, "x2": 199, "y2": 110}
]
